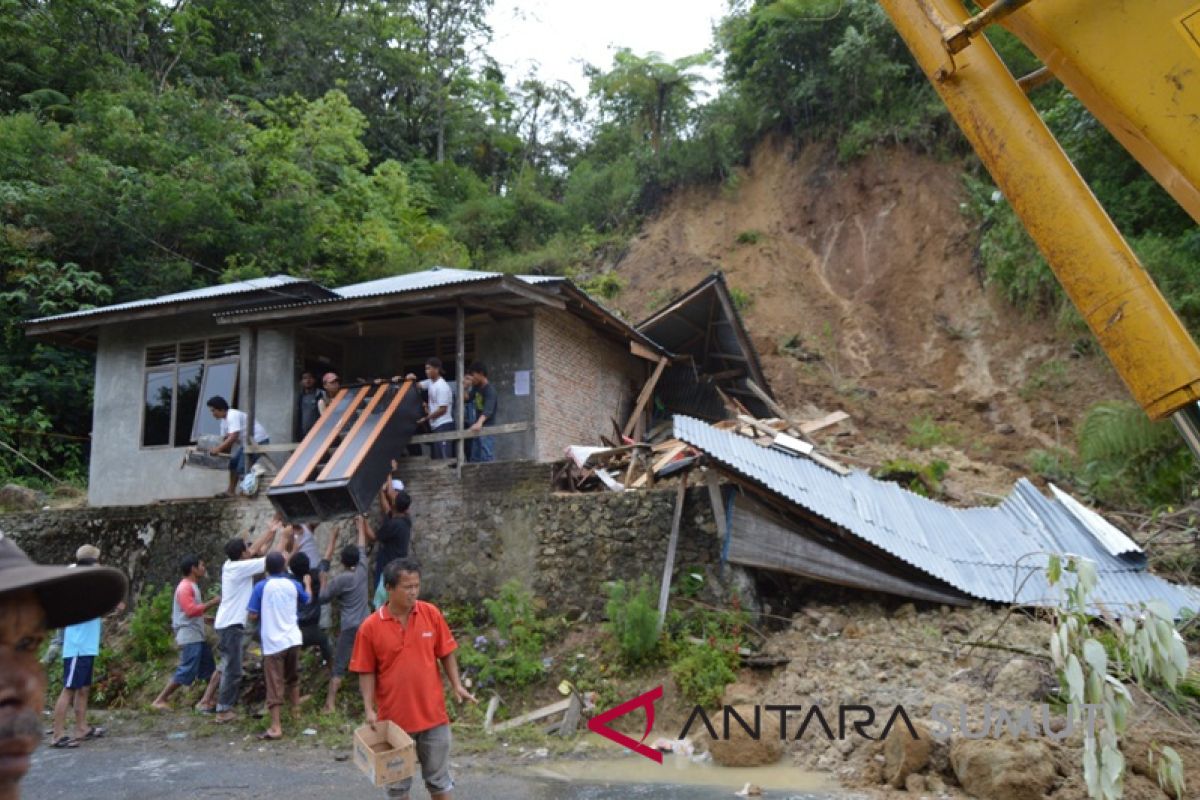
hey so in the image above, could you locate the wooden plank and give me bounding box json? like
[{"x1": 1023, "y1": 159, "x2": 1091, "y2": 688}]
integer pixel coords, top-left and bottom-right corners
[
  {"x1": 407, "y1": 421, "x2": 529, "y2": 444},
  {"x1": 287, "y1": 386, "x2": 368, "y2": 485},
  {"x1": 490, "y1": 699, "x2": 572, "y2": 733},
  {"x1": 631, "y1": 442, "x2": 688, "y2": 489},
  {"x1": 657, "y1": 477, "x2": 689, "y2": 631},
  {"x1": 706, "y1": 469, "x2": 728, "y2": 544},
  {"x1": 317, "y1": 383, "x2": 391, "y2": 481},
  {"x1": 799, "y1": 411, "x2": 850, "y2": 436},
  {"x1": 745, "y1": 379, "x2": 802, "y2": 434},
  {"x1": 483, "y1": 695, "x2": 501, "y2": 734},
  {"x1": 630, "y1": 340, "x2": 662, "y2": 362},
  {"x1": 332, "y1": 381, "x2": 413, "y2": 479},
  {"x1": 246, "y1": 326, "x2": 258, "y2": 460},
  {"x1": 807, "y1": 451, "x2": 852, "y2": 477},
  {"x1": 622, "y1": 356, "x2": 669, "y2": 438},
  {"x1": 558, "y1": 694, "x2": 584, "y2": 737}
]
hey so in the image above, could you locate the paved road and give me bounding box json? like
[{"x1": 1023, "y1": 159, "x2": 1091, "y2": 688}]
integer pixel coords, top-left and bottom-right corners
[{"x1": 23, "y1": 733, "x2": 846, "y2": 799}]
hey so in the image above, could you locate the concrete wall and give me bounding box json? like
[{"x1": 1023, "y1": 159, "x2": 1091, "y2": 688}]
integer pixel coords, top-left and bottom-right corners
[
  {"x1": 88, "y1": 317, "x2": 294, "y2": 506},
  {"x1": 5, "y1": 464, "x2": 726, "y2": 616},
  {"x1": 532, "y1": 310, "x2": 645, "y2": 461}
]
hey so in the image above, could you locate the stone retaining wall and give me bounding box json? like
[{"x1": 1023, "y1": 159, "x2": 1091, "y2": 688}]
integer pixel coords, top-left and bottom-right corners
[{"x1": 1, "y1": 461, "x2": 725, "y2": 615}]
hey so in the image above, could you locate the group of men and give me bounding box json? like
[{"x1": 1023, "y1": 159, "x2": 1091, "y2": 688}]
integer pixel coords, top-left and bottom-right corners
[{"x1": 0, "y1": 502, "x2": 475, "y2": 800}]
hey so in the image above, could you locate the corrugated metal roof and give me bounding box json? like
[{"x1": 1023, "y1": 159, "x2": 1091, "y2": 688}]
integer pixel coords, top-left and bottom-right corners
[
  {"x1": 26, "y1": 275, "x2": 321, "y2": 325},
  {"x1": 674, "y1": 415, "x2": 1198, "y2": 617},
  {"x1": 334, "y1": 267, "x2": 562, "y2": 299}
]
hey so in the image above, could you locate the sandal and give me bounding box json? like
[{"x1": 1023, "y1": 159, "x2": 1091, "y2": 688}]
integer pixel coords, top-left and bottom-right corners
[
  {"x1": 83, "y1": 726, "x2": 107, "y2": 739},
  {"x1": 256, "y1": 732, "x2": 282, "y2": 741},
  {"x1": 51, "y1": 736, "x2": 79, "y2": 749}
]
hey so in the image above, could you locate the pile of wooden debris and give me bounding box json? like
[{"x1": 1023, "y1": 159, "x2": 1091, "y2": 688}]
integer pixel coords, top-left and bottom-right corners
[{"x1": 553, "y1": 410, "x2": 851, "y2": 493}]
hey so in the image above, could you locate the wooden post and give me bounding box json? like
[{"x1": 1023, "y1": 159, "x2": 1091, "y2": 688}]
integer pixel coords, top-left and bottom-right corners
[
  {"x1": 623, "y1": 355, "x2": 669, "y2": 439},
  {"x1": 246, "y1": 326, "x2": 258, "y2": 453},
  {"x1": 657, "y1": 474, "x2": 688, "y2": 632},
  {"x1": 455, "y1": 304, "x2": 465, "y2": 478}
]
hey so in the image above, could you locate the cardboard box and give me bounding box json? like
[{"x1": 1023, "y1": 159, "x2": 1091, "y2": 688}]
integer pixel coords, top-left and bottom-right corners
[{"x1": 353, "y1": 721, "x2": 416, "y2": 787}]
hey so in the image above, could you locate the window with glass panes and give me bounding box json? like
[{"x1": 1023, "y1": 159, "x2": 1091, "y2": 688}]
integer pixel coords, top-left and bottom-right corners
[{"x1": 142, "y1": 337, "x2": 240, "y2": 448}]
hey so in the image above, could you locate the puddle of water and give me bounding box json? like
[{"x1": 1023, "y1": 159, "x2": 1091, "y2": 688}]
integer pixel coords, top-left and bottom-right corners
[{"x1": 529, "y1": 755, "x2": 836, "y2": 793}]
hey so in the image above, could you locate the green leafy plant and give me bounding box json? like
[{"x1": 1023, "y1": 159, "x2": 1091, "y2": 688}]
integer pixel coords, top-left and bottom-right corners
[
  {"x1": 604, "y1": 578, "x2": 661, "y2": 666},
  {"x1": 1076, "y1": 401, "x2": 1197, "y2": 509},
  {"x1": 580, "y1": 272, "x2": 626, "y2": 301},
  {"x1": 665, "y1": 600, "x2": 749, "y2": 706},
  {"x1": 735, "y1": 229, "x2": 763, "y2": 245},
  {"x1": 874, "y1": 458, "x2": 949, "y2": 498},
  {"x1": 1021, "y1": 359, "x2": 1073, "y2": 399},
  {"x1": 729, "y1": 287, "x2": 753, "y2": 312},
  {"x1": 126, "y1": 584, "x2": 174, "y2": 663},
  {"x1": 457, "y1": 580, "x2": 551, "y2": 690},
  {"x1": 1046, "y1": 555, "x2": 1189, "y2": 800},
  {"x1": 670, "y1": 644, "x2": 738, "y2": 707},
  {"x1": 904, "y1": 415, "x2": 957, "y2": 449}
]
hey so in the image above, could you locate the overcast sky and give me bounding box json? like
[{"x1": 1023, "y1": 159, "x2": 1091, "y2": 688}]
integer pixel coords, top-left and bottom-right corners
[{"x1": 486, "y1": 0, "x2": 730, "y2": 98}]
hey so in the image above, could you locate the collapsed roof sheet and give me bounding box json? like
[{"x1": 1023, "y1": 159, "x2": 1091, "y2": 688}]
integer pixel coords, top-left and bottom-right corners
[{"x1": 673, "y1": 415, "x2": 1198, "y2": 617}]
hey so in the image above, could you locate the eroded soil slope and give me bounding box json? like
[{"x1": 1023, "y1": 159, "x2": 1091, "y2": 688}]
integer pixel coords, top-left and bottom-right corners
[{"x1": 612, "y1": 137, "x2": 1128, "y2": 500}]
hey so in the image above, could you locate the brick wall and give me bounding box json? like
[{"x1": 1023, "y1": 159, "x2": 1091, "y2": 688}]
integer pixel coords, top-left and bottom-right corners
[{"x1": 533, "y1": 309, "x2": 646, "y2": 461}]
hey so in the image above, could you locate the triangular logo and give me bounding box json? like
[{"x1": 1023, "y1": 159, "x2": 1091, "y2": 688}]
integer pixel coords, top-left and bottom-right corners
[{"x1": 586, "y1": 685, "x2": 663, "y2": 763}]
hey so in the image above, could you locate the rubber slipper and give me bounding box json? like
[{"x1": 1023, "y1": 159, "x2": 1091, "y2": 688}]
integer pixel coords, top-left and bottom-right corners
[
  {"x1": 83, "y1": 726, "x2": 106, "y2": 739},
  {"x1": 51, "y1": 736, "x2": 79, "y2": 749},
  {"x1": 256, "y1": 732, "x2": 282, "y2": 741}
]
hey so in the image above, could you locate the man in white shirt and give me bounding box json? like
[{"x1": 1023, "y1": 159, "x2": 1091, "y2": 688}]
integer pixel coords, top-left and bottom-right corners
[
  {"x1": 213, "y1": 517, "x2": 287, "y2": 723},
  {"x1": 206, "y1": 395, "x2": 270, "y2": 497},
  {"x1": 405, "y1": 357, "x2": 455, "y2": 459},
  {"x1": 247, "y1": 552, "x2": 309, "y2": 741}
]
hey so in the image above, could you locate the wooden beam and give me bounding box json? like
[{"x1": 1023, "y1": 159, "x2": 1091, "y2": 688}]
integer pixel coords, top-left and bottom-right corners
[
  {"x1": 709, "y1": 351, "x2": 749, "y2": 362},
  {"x1": 799, "y1": 411, "x2": 850, "y2": 436},
  {"x1": 630, "y1": 340, "x2": 663, "y2": 362},
  {"x1": 490, "y1": 698, "x2": 572, "y2": 733},
  {"x1": 246, "y1": 326, "x2": 259, "y2": 461},
  {"x1": 497, "y1": 275, "x2": 568, "y2": 310},
  {"x1": 455, "y1": 304, "x2": 465, "y2": 477},
  {"x1": 745, "y1": 379, "x2": 795, "y2": 428},
  {"x1": 657, "y1": 476, "x2": 689, "y2": 632},
  {"x1": 406, "y1": 421, "x2": 529, "y2": 444},
  {"x1": 705, "y1": 469, "x2": 729, "y2": 544},
  {"x1": 622, "y1": 356, "x2": 669, "y2": 438}
]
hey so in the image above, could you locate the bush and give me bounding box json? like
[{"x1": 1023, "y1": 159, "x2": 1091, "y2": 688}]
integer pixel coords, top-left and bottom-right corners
[
  {"x1": 127, "y1": 584, "x2": 174, "y2": 663},
  {"x1": 874, "y1": 458, "x2": 949, "y2": 498},
  {"x1": 665, "y1": 600, "x2": 748, "y2": 706},
  {"x1": 604, "y1": 578, "x2": 661, "y2": 666},
  {"x1": 457, "y1": 580, "x2": 551, "y2": 690},
  {"x1": 670, "y1": 644, "x2": 738, "y2": 707},
  {"x1": 904, "y1": 415, "x2": 956, "y2": 449},
  {"x1": 1075, "y1": 401, "x2": 1196, "y2": 509}
]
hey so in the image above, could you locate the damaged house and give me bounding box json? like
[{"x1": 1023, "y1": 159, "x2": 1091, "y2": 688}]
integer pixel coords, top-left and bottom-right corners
[{"x1": 23, "y1": 269, "x2": 765, "y2": 509}]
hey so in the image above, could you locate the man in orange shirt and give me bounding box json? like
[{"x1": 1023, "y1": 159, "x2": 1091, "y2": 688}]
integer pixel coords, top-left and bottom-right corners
[{"x1": 350, "y1": 558, "x2": 476, "y2": 799}]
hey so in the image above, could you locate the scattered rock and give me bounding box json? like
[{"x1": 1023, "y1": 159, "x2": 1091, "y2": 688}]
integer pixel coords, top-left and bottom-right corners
[
  {"x1": 950, "y1": 738, "x2": 1057, "y2": 800},
  {"x1": 927, "y1": 774, "x2": 946, "y2": 793},
  {"x1": 841, "y1": 621, "x2": 867, "y2": 639},
  {"x1": 884, "y1": 721, "x2": 933, "y2": 788},
  {"x1": 708, "y1": 705, "x2": 784, "y2": 768},
  {"x1": 0, "y1": 483, "x2": 41, "y2": 511},
  {"x1": 996, "y1": 423, "x2": 1016, "y2": 435},
  {"x1": 992, "y1": 658, "x2": 1047, "y2": 702},
  {"x1": 904, "y1": 772, "x2": 927, "y2": 793},
  {"x1": 894, "y1": 603, "x2": 918, "y2": 620}
]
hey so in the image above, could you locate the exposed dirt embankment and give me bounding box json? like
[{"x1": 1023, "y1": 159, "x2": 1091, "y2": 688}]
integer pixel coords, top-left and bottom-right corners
[{"x1": 612, "y1": 136, "x2": 1128, "y2": 500}]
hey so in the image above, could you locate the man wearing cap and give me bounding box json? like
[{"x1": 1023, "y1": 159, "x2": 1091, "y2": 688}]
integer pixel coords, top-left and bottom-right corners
[
  {"x1": 0, "y1": 532, "x2": 126, "y2": 799},
  {"x1": 49, "y1": 545, "x2": 125, "y2": 748},
  {"x1": 318, "y1": 373, "x2": 341, "y2": 416}
]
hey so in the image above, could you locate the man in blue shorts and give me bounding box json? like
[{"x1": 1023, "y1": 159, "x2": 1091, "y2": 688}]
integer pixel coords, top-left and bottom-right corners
[
  {"x1": 152, "y1": 555, "x2": 222, "y2": 710},
  {"x1": 50, "y1": 544, "x2": 125, "y2": 748}
]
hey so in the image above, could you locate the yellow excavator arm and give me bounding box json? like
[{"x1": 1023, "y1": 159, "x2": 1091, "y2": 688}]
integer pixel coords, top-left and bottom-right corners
[{"x1": 877, "y1": 0, "x2": 1200, "y2": 451}]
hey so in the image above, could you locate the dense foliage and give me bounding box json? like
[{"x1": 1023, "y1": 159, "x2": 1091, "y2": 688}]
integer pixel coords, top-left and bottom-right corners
[{"x1": 1, "y1": 0, "x2": 1196, "y2": 510}]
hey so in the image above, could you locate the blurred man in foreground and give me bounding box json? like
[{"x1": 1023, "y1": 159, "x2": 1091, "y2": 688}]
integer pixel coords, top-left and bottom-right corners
[{"x1": 0, "y1": 532, "x2": 127, "y2": 800}]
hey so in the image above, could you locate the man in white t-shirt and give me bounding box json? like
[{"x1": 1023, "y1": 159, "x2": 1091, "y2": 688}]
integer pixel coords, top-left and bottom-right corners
[
  {"x1": 213, "y1": 517, "x2": 287, "y2": 723},
  {"x1": 405, "y1": 357, "x2": 455, "y2": 459},
  {"x1": 206, "y1": 395, "x2": 270, "y2": 497},
  {"x1": 247, "y1": 552, "x2": 310, "y2": 741}
]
